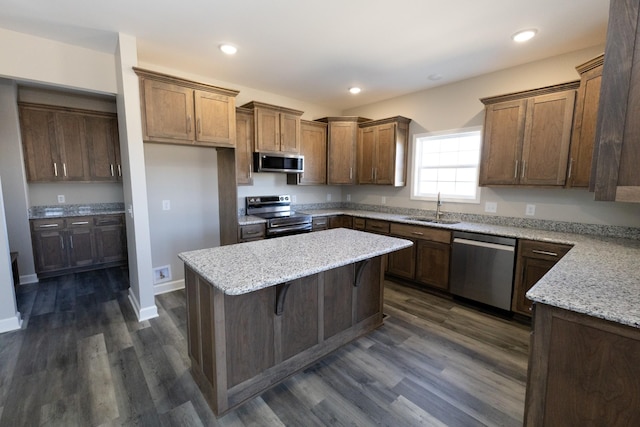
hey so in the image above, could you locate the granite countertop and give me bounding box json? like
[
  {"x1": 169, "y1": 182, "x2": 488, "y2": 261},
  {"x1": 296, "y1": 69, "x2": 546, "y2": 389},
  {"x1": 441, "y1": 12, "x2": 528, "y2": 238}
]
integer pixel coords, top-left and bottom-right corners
[
  {"x1": 178, "y1": 228, "x2": 412, "y2": 296},
  {"x1": 29, "y1": 203, "x2": 125, "y2": 219},
  {"x1": 282, "y1": 208, "x2": 640, "y2": 329}
]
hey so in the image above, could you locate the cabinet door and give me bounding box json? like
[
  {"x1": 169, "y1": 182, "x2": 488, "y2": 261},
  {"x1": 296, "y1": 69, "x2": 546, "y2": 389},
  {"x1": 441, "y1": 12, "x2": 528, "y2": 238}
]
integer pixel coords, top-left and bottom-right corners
[
  {"x1": 254, "y1": 108, "x2": 280, "y2": 152},
  {"x1": 235, "y1": 109, "x2": 254, "y2": 185},
  {"x1": 280, "y1": 113, "x2": 301, "y2": 153},
  {"x1": 327, "y1": 122, "x2": 357, "y2": 184},
  {"x1": 95, "y1": 224, "x2": 127, "y2": 263},
  {"x1": 194, "y1": 90, "x2": 235, "y2": 147},
  {"x1": 479, "y1": 100, "x2": 526, "y2": 185},
  {"x1": 570, "y1": 62, "x2": 603, "y2": 188},
  {"x1": 375, "y1": 123, "x2": 396, "y2": 185},
  {"x1": 387, "y1": 243, "x2": 416, "y2": 280},
  {"x1": 415, "y1": 240, "x2": 450, "y2": 290},
  {"x1": 358, "y1": 126, "x2": 376, "y2": 184},
  {"x1": 328, "y1": 215, "x2": 353, "y2": 229},
  {"x1": 19, "y1": 107, "x2": 59, "y2": 182},
  {"x1": 514, "y1": 257, "x2": 555, "y2": 315},
  {"x1": 68, "y1": 227, "x2": 96, "y2": 267},
  {"x1": 32, "y1": 229, "x2": 68, "y2": 273},
  {"x1": 297, "y1": 121, "x2": 327, "y2": 185},
  {"x1": 521, "y1": 91, "x2": 576, "y2": 186},
  {"x1": 55, "y1": 112, "x2": 89, "y2": 180},
  {"x1": 142, "y1": 79, "x2": 195, "y2": 143},
  {"x1": 85, "y1": 115, "x2": 119, "y2": 181}
]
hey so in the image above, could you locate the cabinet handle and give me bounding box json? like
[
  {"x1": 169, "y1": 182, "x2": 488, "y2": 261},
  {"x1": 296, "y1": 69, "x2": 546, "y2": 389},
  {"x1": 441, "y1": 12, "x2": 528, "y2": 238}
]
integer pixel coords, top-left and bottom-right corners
[
  {"x1": 197, "y1": 118, "x2": 201, "y2": 135},
  {"x1": 249, "y1": 162, "x2": 252, "y2": 179},
  {"x1": 187, "y1": 115, "x2": 192, "y2": 133},
  {"x1": 70, "y1": 235, "x2": 74, "y2": 249},
  {"x1": 567, "y1": 158, "x2": 574, "y2": 179},
  {"x1": 71, "y1": 221, "x2": 89, "y2": 225},
  {"x1": 371, "y1": 168, "x2": 374, "y2": 180},
  {"x1": 316, "y1": 221, "x2": 327, "y2": 226},
  {"x1": 110, "y1": 164, "x2": 114, "y2": 177},
  {"x1": 60, "y1": 235, "x2": 64, "y2": 249},
  {"x1": 411, "y1": 231, "x2": 424, "y2": 236},
  {"x1": 63, "y1": 163, "x2": 67, "y2": 177},
  {"x1": 53, "y1": 162, "x2": 58, "y2": 177},
  {"x1": 350, "y1": 167, "x2": 353, "y2": 180},
  {"x1": 39, "y1": 224, "x2": 59, "y2": 228},
  {"x1": 521, "y1": 160, "x2": 526, "y2": 179},
  {"x1": 117, "y1": 164, "x2": 122, "y2": 177},
  {"x1": 245, "y1": 230, "x2": 260, "y2": 235},
  {"x1": 514, "y1": 160, "x2": 518, "y2": 179},
  {"x1": 532, "y1": 249, "x2": 558, "y2": 257}
]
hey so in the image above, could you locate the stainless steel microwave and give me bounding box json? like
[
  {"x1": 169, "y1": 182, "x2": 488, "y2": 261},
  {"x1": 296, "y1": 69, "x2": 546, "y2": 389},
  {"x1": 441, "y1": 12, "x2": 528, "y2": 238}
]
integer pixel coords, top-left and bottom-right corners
[{"x1": 253, "y1": 152, "x2": 304, "y2": 173}]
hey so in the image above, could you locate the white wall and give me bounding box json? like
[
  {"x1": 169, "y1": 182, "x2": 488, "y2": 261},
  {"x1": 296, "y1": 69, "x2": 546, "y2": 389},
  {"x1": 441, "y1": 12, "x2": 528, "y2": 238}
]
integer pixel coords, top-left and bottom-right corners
[
  {"x1": 144, "y1": 144, "x2": 220, "y2": 291},
  {"x1": 0, "y1": 80, "x2": 36, "y2": 282},
  {"x1": 0, "y1": 175, "x2": 22, "y2": 332},
  {"x1": 344, "y1": 46, "x2": 640, "y2": 227}
]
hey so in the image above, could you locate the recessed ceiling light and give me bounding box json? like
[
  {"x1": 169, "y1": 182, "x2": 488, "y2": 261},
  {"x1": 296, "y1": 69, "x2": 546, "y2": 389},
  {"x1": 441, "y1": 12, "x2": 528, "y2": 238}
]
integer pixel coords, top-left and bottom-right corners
[
  {"x1": 512, "y1": 29, "x2": 537, "y2": 43},
  {"x1": 219, "y1": 44, "x2": 237, "y2": 55},
  {"x1": 428, "y1": 74, "x2": 443, "y2": 81},
  {"x1": 349, "y1": 87, "x2": 361, "y2": 94}
]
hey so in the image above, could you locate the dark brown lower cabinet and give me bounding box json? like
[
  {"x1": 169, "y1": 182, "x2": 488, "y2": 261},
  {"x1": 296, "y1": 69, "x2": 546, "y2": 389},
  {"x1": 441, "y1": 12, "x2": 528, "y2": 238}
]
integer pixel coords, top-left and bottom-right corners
[
  {"x1": 512, "y1": 240, "x2": 571, "y2": 315},
  {"x1": 387, "y1": 222, "x2": 452, "y2": 291},
  {"x1": 30, "y1": 214, "x2": 127, "y2": 277},
  {"x1": 328, "y1": 215, "x2": 353, "y2": 229},
  {"x1": 184, "y1": 255, "x2": 385, "y2": 416},
  {"x1": 526, "y1": 304, "x2": 640, "y2": 426}
]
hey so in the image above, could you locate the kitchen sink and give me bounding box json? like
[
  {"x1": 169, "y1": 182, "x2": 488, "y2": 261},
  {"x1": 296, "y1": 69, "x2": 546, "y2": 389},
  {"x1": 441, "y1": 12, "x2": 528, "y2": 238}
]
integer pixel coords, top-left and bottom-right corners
[{"x1": 404, "y1": 217, "x2": 460, "y2": 225}]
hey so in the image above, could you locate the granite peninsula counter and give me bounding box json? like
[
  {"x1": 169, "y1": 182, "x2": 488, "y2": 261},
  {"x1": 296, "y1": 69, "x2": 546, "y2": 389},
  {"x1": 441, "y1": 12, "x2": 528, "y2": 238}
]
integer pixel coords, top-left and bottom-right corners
[{"x1": 178, "y1": 228, "x2": 412, "y2": 416}]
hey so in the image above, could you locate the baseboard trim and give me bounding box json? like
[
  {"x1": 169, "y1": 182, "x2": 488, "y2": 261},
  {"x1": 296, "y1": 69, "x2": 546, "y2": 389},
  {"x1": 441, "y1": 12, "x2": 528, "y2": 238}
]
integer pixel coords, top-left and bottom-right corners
[
  {"x1": 154, "y1": 279, "x2": 184, "y2": 295},
  {"x1": 19, "y1": 274, "x2": 38, "y2": 285},
  {"x1": 128, "y1": 290, "x2": 158, "y2": 322},
  {"x1": 0, "y1": 312, "x2": 22, "y2": 333}
]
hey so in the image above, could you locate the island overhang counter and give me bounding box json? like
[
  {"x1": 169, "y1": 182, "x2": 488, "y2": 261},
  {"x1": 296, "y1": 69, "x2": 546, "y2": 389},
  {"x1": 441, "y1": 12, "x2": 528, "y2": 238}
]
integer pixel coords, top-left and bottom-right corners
[{"x1": 178, "y1": 228, "x2": 413, "y2": 415}]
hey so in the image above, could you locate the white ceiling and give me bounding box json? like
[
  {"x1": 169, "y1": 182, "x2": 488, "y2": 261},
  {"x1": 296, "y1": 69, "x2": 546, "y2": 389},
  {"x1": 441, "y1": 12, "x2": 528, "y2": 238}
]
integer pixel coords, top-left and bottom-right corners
[{"x1": 0, "y1": 0, "x2": 609, "y2": 110}]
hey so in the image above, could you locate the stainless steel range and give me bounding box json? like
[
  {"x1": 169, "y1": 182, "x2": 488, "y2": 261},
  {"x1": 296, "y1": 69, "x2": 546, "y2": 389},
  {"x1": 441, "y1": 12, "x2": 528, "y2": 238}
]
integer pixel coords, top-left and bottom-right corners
[{"x1": 246, "y1": 195, "x2": 312, "y2": 238}]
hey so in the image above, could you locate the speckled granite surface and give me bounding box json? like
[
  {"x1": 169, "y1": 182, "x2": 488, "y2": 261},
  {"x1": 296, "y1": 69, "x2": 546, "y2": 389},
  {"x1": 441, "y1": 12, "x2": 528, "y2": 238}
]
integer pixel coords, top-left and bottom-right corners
[
  {"x1": 237, "y1": 215, "x2": 266, "y2": 225},
  {"x1": 29, "y1": 203, "x2": 125, "y2": 219},
  {"x1": 178, "y1": 228, "x2": 412, "y2": 296},
  {"x1": 290, "y1": 208, "x2": 640, "y2": 329}
]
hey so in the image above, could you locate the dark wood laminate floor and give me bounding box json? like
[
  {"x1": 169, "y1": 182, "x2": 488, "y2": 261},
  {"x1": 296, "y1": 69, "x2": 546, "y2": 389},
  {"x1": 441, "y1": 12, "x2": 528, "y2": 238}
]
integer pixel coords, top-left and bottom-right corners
[{"x1": 0, "y1": 267, "x2": 529, "y2": 426}]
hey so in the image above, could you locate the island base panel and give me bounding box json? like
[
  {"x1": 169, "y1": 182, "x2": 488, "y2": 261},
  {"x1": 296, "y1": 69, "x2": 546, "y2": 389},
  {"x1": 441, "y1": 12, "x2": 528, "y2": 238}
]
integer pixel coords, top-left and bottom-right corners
[{"x1": 184, "y1": 255, "x2": 386, "y2": 416}]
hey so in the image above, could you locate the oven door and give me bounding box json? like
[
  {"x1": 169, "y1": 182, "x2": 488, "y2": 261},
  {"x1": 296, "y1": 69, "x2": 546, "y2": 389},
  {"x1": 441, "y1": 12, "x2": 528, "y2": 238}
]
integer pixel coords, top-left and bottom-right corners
[{"x1": 266, "y1": 223, "x2": 312, "y2": 238}]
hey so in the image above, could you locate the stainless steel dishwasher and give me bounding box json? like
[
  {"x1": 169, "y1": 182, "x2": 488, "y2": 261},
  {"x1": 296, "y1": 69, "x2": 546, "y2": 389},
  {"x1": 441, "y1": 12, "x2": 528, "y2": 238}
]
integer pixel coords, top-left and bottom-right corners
[{"x1": 449, "y1": 231, "x2": 516, "y2": 311}]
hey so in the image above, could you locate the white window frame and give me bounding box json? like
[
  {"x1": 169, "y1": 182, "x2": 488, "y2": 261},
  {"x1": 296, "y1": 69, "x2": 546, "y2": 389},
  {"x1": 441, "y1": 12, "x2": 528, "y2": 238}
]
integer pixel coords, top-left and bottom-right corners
[{"x1": 410, "y1": 127, "x2": 482, "y2": 204}]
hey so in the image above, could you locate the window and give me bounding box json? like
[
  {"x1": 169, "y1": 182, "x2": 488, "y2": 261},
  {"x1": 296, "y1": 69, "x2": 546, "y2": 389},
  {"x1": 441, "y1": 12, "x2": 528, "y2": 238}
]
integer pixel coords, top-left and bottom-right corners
[{"x1": 411, "y1": 127, "x2": 482, "y2": 203}]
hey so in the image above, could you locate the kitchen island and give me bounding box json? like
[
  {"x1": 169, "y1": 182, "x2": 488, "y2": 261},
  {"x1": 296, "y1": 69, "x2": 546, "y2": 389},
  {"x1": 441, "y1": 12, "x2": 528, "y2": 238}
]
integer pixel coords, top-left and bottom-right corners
[{"x1": 178, "y1": 228, "x2": 412, "y2": 416}]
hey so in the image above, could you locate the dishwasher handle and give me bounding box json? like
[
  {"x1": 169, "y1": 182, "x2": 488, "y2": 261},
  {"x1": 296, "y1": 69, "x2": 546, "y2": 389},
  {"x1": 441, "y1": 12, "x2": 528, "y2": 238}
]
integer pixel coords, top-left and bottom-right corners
[{"x1": 453, "y1": 237, "x2": 515, "y2": 252}]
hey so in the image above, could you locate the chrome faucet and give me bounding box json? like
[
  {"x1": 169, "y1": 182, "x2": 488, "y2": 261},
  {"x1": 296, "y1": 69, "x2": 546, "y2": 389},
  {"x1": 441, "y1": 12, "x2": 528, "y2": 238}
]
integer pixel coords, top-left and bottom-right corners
[{"x1": 435, "y1": 192, "x2": 442, "y2": 221}]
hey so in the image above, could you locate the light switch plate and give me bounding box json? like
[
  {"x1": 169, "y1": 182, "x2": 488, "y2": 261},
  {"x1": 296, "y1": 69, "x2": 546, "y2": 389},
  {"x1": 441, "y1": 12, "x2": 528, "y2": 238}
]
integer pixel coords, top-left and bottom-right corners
[
  {"x1": 326, "y1": 193, "x2": 332, "y2": 202},
  {"x1": 485, "y1": 201, "x2": 497, "y2": 213},
  {"x1": 381, "y1": 196, "x2": 386, "y2": 205},
  {"x1": 57, "y1": 195, "x2": 65, "y2": 203},
  {"x1": 526, "y1": 204, "x2": 536, "y2": 216},
  {"x1": 162, "y1": 200, "x2": 171, "y2": 211},
  {"x1": 346, "y1": 194, "x2": 351, "y2": 202}
]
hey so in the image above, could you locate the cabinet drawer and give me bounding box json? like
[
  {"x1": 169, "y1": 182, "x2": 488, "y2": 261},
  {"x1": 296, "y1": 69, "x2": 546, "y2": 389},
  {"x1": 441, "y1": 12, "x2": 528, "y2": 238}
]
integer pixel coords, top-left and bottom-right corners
[
  {"x1": 312, "y1": 217, "x2": 329, "y2": 230},
  {"x1": 353, "y1": 218, "x2": 365, "y2": 230},
  {"x1": 519, "y1": 240, "x2": 572, "y2": 261},
  {"x1": 390, "y1": 223, "x2": 452, "y2": 243},
  {"x1": 365, "y1": 219, "x2": 390, "y2": 234},
  {"x1": 239, "y1": 223, "x2": 266, "y2": 241},
  {"x1": 67, "y1": 217, "x2": 93, "y2": 228},
  {"x1": 94, "y1": 215, "x2": 124, "y2": 227},
  {"x1": 31, "y1": 218, "x2": 65, "y2": 230}
]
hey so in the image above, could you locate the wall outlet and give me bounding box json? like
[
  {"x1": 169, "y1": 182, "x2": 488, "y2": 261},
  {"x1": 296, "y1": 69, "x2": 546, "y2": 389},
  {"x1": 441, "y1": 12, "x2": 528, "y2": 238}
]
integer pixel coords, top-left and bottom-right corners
[
  {"x1": 381, "y1": 196, "x2": 386, "y2": 205},
  {"x1": 162, "y1": 200, "x2": 171, "y2": 211},
  {"x1": 526, "y1": 204, "x2": 536, "y2": 216},
  {"x1": 57, "y1": 195, "x2": 65, "y2": 203},
  {"x1": 346, "y1": 194, "x2": 351, "y2": 202},
  {"x1": 291, "y1": 195, "x2": 297, "y2": 203},
  {"x1": 485, "y1": 201, "x2": 497, "y2": 213},
  {"x1": 326, "y1": 193, "x2": 332, "y2": 202}
]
